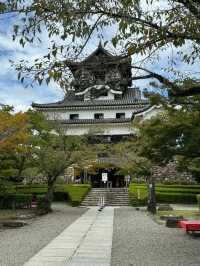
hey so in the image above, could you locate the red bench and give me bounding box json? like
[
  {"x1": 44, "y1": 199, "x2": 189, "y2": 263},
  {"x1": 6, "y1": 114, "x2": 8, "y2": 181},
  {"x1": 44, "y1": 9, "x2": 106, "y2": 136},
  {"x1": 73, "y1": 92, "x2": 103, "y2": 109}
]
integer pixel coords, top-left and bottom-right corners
[{"x1": 179, "y1": 220, "x2": 200, "y2": 233}]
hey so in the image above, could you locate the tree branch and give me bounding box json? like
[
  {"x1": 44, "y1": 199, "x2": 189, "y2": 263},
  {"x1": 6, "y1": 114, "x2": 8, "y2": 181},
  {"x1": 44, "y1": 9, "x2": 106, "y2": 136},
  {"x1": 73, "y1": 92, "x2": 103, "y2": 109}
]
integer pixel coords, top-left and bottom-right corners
[
  {"x1": 131, "y1": 66, "x2": 200, "y2": 97},
  {"x1": 176, "y1": 1, "x2": 200, "y2": 19}
]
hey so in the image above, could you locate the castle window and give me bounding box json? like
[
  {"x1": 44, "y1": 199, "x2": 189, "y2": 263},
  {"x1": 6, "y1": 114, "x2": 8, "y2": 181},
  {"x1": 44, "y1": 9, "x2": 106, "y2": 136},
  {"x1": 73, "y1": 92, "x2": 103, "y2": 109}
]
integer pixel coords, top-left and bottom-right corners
[
  {"x1": 70, "y1": 114, "x2": 79, "y2": 120},
  {"x1": 94, "y1": 113, "x2": 104, "y2": 119},
  {"x1": 116, "y1": 113, "x2": 125, "y2": 119},
  {"x1": 101, "y1": 91, "x2": 108, "y2": 97}
]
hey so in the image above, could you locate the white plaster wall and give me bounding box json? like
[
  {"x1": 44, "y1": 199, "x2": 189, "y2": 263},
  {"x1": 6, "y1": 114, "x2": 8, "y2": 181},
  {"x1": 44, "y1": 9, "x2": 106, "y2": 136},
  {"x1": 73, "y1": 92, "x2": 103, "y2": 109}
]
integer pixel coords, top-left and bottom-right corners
[
  {"x1": 136, "y1": 106, "x2": 162, "y2": 121},
  {"x1": 45, "y1": 108, "x2": 134, "y2": 120},
  {"x1": 41, "y1": 105, "x2": 162, "y2": 137},
  {"x1": 63, "y1": 124, "x2": 137, "y2": 136}
]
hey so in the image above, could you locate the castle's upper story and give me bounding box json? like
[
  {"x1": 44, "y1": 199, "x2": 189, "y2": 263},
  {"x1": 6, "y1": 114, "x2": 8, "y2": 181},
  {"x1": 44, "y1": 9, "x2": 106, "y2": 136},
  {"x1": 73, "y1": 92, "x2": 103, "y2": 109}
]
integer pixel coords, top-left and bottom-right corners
[
  {"x1": 68, "y1": 42, "x2": 132, "y2": 97},
  {"x1": 32, "y1": 44, "x2": 156, "y2": 135},
  {"x1": 33, "y1": 44, "x2": 148, "y2": 109}
]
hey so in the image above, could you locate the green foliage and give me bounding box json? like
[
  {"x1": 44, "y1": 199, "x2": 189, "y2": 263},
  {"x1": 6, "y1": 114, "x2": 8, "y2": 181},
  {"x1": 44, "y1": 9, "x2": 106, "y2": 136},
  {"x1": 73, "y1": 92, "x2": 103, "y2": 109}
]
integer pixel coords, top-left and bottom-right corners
[
  {"x1": 55, "y1": 184, "x2": 91, "y2": 206},
  {"x1": 16, "y1": 185, "x2": 47, "y2": 195},
  {"x1": 129, "y1": 183, "x2": 200, "y2": 205},
  {"x1": 129, "y1": 185, "x2": 147, "y2": 206},
  {"x1": 197, "y1": 195, "x2": 200, "y2": 210},
  {"x1": 156, "y1": 192, "x2": 196, "y2": 204},
  {"x1": 109, "y1": 140, "x2": 152, "y2": 178},
  {"x1": 137, "y1": 98, "x2": 200, "y2": 182},
  {"x1": 0, "y1": 184, "x2": 91, "y2": 209},
  {"x1": 14, "y1": 193, "x2": 32, "y2": 208},
  {"x1": 35, "y1": 195, "x2": 46, "y2": 210},
  {"x1": 2, "y1": 0, "x2": 199, "y2": 97},
  {"x1": 0, "y1": 193, "x2": 32, "y2": 209}
]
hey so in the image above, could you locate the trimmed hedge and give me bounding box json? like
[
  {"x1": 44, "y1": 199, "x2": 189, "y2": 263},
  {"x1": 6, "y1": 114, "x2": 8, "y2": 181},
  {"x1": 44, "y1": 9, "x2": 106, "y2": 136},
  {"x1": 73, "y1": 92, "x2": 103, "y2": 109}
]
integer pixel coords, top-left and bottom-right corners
[
  {"x1": 0, "y1": 184, "x2": 91, "y2": 209},
  {"x1": 156, "y1": 192, "x2": 197, "y2": 204},
  {"x1": 197, "y1": 195, "x2": 200, "y2": 210},
  {"x1": 0, "y1": 193, "x2": 32, "y2": 209},
  {"x1": 129, "y1": 183, "x2": 200, "y2": 206},
  {"x1": 55, "y1": 184, "x2": 91, "y2": 206}
]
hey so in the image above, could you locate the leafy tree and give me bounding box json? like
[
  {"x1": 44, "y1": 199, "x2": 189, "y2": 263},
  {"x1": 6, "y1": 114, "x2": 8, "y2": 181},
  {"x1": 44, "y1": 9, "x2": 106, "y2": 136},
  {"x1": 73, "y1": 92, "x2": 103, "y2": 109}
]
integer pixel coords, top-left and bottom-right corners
[
  {"x1": 28, "y1": 111, "x2": 89, "y2": 212},
  {"x1": 1, "y1": 0, "x2": 200, "y2": 97},
  {"x1": 0, "y1": 107, "x2": 34, "y2": 186},
  {"x1": 137, "y1": 96, "x2": 200, "y2": 182},
  {"x1": 0, "y1": 107, "x2": 29, "y2": 152},
  {"x1": 0, "y1": 109, "x2": 90, "y2": 212},
  {"x1": 110, "y1": 139, "x2": 156, "y2": 213}
]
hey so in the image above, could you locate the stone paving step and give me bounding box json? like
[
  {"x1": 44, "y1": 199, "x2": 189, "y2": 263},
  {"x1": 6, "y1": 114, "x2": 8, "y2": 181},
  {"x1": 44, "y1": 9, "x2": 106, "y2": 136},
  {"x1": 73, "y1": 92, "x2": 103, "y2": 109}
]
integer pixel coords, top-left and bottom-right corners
[
  {"x1": 81, "y1": 188, "x2": 130, "y2": 206},
  {"x1": 23, "y1": 207, "x2": 114, "y2": 266}
]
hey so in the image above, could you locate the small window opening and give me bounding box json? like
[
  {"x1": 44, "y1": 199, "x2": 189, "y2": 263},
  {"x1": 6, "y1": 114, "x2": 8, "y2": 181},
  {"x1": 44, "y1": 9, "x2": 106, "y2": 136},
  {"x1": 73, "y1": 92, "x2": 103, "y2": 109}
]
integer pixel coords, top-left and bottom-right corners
[
  {"x1": 70, "y1": 114, "x2": 79, "y2": 120},
  {"x1": 94, "y1": 113, "x2": 104, "y2": 119},
  {"x1": 116, "y1": 113, "x2": 125, "y2": 119}
]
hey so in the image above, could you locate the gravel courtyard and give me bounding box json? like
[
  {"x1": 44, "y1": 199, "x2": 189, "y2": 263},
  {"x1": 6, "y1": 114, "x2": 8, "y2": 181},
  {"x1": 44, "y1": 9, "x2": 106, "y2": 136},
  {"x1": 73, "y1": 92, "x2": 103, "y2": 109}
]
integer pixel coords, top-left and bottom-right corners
[
  {"x1": 0, "y1": 203, "x2": 86, "y2": 266},
  {"x1": 0, "y1": 206, "x2": 200, "y2": 266},
  {"x1": 111, "y1": 207, "x2": 200, "y2": 266}
]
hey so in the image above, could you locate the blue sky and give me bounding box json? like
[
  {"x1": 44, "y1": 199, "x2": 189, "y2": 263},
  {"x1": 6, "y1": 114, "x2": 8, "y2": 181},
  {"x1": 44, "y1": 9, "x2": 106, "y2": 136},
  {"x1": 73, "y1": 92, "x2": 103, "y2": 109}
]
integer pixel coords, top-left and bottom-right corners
[
  {"x1": 0, "y1": 13, "x2": 66, "y2": 111},
  {"x1": 0, "y1": 6, "x2": 199, "y2": 112}
]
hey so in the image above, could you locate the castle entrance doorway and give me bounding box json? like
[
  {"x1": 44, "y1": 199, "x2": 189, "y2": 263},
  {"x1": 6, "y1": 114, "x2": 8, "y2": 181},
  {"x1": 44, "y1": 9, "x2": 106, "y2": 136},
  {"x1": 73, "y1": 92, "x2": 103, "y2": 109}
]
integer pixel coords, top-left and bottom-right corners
[{"x1": 90, "y1": 168, "x2": 125, "y2": 188}]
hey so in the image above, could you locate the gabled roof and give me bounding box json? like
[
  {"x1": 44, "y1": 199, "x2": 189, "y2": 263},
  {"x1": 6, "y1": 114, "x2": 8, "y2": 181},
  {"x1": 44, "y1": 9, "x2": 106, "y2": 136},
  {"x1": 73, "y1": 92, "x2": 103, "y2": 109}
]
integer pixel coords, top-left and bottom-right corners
[
  {"x1": 32, "y1": 88, "x2": 150, "y2": 111},
  {"x1": 68, "y1": 43, "x2": 131, "y2": 71},
  {"x1": 82, "y1": 42, "x2": 114, "y2": 63}
]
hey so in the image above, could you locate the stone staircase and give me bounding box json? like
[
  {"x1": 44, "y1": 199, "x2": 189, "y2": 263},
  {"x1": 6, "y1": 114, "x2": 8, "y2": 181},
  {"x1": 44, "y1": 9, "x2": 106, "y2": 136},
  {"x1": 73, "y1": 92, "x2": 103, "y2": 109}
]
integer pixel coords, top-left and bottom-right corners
[{"x1": 80, "y1": 188, "x2": 130, "y2": 206}]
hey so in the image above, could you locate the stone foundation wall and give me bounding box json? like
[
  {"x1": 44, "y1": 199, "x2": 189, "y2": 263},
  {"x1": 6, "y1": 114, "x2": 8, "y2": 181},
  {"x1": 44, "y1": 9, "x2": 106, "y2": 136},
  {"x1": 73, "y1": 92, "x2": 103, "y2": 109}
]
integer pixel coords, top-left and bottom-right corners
[{"x1": 152, "y1": 161, "x2": 195, "y2": 184}]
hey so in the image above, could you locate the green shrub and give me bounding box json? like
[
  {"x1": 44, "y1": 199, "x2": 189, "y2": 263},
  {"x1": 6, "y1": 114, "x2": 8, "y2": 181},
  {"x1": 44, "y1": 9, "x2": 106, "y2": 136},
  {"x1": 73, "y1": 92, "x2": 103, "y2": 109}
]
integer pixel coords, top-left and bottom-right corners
[
  {"x1": 197, "y1": 195, "x2": 200, "y2": 210},
  {"x1": 36, "y1": 195, "x2": 46, "y2": 210},
  {"x1": 56, "y1": 184, "x2": 91, "y2": 206},
  {"x1": 0, "y1": 194, "x2": 14, "y2": 209},
  {"x1": 0, "y1": 193, "x2": 32, "y2": 209},
  {"x1": 129, "y1": 183, "x2": 199, "y2": 205},
  {"x1": 16, "y1": 185, "x2": 47, "y2": 195},
  {"x1": 0, "y1": 184, "x2": 91, "y2": 208},
  {"x1": 129, "y1": 185, "x2": 148, "y2": 206},
  {"x1": 14, "y1": 193, "x2": 32, "y2": 208},
  {"x1": 156, "y1": 192, "x2": 196, "y2": 204}
]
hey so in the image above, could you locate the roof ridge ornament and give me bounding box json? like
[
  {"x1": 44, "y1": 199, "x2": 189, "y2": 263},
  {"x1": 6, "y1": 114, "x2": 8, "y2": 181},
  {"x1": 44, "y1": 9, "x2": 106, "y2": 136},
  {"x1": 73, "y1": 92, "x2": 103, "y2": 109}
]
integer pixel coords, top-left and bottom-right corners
[{"x1": 98, "y1": 40, "x2": 103, "y2": 49}]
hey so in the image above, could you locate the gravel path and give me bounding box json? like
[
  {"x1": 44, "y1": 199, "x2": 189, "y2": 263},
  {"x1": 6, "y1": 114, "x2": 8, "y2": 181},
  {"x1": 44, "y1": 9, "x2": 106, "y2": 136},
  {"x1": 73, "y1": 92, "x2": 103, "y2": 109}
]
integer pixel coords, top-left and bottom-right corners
[
  {"x1": 111, "y1": 207, "x2": 200, "y2": 266},
  {"x1": 0, "y1": 203, "x2": 86, "y2": 266}
]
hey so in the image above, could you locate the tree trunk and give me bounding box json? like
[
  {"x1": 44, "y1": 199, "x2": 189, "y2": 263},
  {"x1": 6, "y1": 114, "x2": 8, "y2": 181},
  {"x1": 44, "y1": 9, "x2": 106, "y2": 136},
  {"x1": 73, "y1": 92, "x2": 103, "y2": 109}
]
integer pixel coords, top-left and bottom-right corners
[
  {"x1": 42, "y1": 181, "x2": 54, "y2": 213},
  {"x1": 147, "y1": 174, "x2": 156, "y2": 214}
]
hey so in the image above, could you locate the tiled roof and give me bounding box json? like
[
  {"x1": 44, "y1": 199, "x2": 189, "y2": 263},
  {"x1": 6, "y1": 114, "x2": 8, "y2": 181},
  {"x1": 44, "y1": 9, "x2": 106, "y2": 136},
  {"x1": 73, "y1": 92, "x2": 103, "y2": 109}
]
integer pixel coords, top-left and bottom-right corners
[
  {"x1": 32, "y1": 99, "x2": 149, "y2": 109},
  {"x1": 32, "y1": 88, "x2": 150, "y2": 110}
]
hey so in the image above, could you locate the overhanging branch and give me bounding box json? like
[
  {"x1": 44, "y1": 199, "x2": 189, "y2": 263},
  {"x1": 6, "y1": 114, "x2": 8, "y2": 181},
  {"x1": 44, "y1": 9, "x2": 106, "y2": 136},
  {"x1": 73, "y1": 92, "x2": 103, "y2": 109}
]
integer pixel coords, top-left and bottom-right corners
[{"x1": 131, "y1": 66, "x2": 200, "y2": 97}]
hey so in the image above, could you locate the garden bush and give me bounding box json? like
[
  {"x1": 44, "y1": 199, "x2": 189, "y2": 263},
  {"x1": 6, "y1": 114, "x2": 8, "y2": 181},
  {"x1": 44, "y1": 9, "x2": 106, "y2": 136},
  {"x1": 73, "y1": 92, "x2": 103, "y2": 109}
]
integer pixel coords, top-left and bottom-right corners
[
  {"x1": 197, "y1": 195, "x2": 200, "y2": 210},
  {"x1": 0, "y1": 194, "x2": 14, "y2": 209},
  {"x1": 0, "y1": 184, "x2": 91, "y2": 209},
  {"x1": 128, "y1": 185, "x2": 148, "y2": 206},
  {"x1": 55, "y1": 184, "x2": 91, "y2": 206},
  {"x1": 36, "y1": 195, "x2": 46, "y2": 210},
  {"x1": 14, "y1": 193, "x2": 32, "y2": 208},
  {"x1": 129, "y1": 183, "x2": 200, "y2": 205},
  {"x1": 156, "y1": 192, "x2": 196, "y2": 204},
  {"x1": 0, "y1": 193, "x2": 32, "y2": 209},
  {"x1": 16, "y1": 185, "x2": 47, "y2": 195}
]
